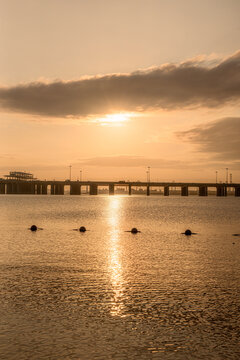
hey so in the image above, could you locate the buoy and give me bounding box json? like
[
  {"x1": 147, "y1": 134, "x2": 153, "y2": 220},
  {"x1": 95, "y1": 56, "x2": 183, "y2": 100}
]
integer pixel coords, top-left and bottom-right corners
[
  {"x1": 79, "y1": 226, "x2": 86, "y2": 232},
  {"x1": 30, "y1": 225, "x2": 38, "y2": 232},
  {"x1": 184, "y1": 229, "x2": 192, "y2": 236},
  {"x1": 125, "y1": 228, "x2": 141, "y2": 233}
]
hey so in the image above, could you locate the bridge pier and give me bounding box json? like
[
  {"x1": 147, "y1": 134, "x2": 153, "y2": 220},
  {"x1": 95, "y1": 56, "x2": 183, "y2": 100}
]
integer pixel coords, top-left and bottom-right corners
[
  {"x1": 19, "y1": 182, "x2": 35, "y2": 194},
  {"x1": 7, "y1": 183, "x2": 13, "y2": 194},
  {"x1": 147, "y1": 185, "x2": 150, "y2": 196},
  {"x1": 128, "y1": 185, "x2": 132, "y2": 195},
  {"x1": 0, "y1": 183, "x2": 5, "y2": 194},
  {"x1": 59, "y1": 184, "x2": 64, "y2": 195},
  {"x1": 12, "y1": 183, "x2": 18, "y2": 194},
  {"x1": 70, "y1": 184, "x2": 81, "y2": 195},
  {"x1": 164, "y1": 186, "x2": 169, "y2": 196},
  {"x1": 18, "y1": 182, "x2": 25, "y2": 194},
  {"x1": 42, "y1": 184, "x2": 48, "y2": 194},
  {"x1": 56, "y1": 185, "x2": 59, "y2": 195},
  {"x1": 90, "y1": 184, "x2": 98, "y2": 195},
  {"x1": 28, "y1": 183, "x2": 35, "y2": 194},
  {"x1": 235, "y1": 187, "x2": 240, "y2": 197},
  {"x1": 199, "y1": 186, "x2": 208, "y2": 196},
  {"x1": 51, "y1": 184, "x2": 55, "y2": 195},
  {"x1": 181, "y1": 186, "x2": 188, "y2": 196},
  {"x1": 109, "y1": 184, "x2": 114, "y2": 195},
  {"x1": 18, "y1": 183, "x2": 25, "y2": 194},
  {"x1": 30, "y1": 183, "x2": 35, "y2": 194},
  {"x1": 54, "y1": 184, "x2": 64, "y2": 195},
  {"x1": 217, "y1": 186, "x2": 227, "y2": 196},
  {"x1": 17, "y1": 183, "x2": 23, "y2": 194},
  {"x1": 55, "y1": 184, "x2": 60, "y2": 195},
  {"x1": 37, "y1": 184, "x2": 42, "y2": 194}
]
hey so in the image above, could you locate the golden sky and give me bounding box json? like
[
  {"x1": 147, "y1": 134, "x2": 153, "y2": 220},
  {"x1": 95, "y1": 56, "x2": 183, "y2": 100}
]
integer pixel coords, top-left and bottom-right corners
[{"x1": 0, "y1": 0, "x2": 240, "y2": 182}]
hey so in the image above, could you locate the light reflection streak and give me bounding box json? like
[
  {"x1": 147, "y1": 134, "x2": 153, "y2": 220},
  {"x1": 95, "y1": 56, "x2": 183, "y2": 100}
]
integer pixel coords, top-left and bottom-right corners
[{"x1": 107, "y1": 196, "x2": 126, "y2": 317}]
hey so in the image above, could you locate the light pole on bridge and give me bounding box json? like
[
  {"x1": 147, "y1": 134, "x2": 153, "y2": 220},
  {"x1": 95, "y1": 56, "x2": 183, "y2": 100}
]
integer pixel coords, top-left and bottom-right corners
[
  {"x1": 226, "y1": 168, "x2": 229, "y2": 184},
  {"x1": 148, "y1": 166, "x2": 151, "y2": 183}
]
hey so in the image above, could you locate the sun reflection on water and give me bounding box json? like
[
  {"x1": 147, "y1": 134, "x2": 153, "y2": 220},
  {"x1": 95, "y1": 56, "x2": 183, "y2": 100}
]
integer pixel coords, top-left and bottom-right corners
[{"x1": 107, "y1": 196, "x2": 126, "y2": 317}]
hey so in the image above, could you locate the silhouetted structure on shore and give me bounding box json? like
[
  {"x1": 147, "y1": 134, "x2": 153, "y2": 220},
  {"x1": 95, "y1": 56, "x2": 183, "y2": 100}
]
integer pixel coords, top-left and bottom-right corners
[{"x1": 4, "y1": 171, "x2": 37, "y2": 181}]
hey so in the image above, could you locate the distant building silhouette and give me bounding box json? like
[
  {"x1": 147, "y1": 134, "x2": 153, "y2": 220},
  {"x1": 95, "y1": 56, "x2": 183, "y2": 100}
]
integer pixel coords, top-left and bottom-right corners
[{"x1": 4, "y1": 171, "x2": 37, "y2": 181}]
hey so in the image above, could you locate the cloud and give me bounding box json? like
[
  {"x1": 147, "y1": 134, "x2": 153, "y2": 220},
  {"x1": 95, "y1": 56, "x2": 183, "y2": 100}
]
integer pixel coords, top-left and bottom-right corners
[
  {"x1": 0, "y1": 154, "x2": 16, "y2": 160},
  {"x1": 178, "y1": 117, "x2": 240, "y2": 162},
  {"x1": 78, "y1": 155, "x2": 189, "y2": 169},
  {"x1": 77, "y1": 154, "x2": 240, "y2": 172},
  {"x1": 0, "y1": 51, "x2": 240, "y2": 118}
]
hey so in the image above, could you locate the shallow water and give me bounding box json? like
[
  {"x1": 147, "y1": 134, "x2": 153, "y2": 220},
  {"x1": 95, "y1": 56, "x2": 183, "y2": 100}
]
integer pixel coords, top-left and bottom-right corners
[{"x1": 0, "y1": 195, "x2": 239, "y2": 359}]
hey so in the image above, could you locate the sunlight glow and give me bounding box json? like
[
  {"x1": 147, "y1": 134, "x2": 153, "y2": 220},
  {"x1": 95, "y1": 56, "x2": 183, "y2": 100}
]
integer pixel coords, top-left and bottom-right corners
[
  {"x1": 96, "y1": 113, "x2": 133, "y2": 126},
  {"x1": 107, "y1": 196, "x2": 126, "y2": 317}
]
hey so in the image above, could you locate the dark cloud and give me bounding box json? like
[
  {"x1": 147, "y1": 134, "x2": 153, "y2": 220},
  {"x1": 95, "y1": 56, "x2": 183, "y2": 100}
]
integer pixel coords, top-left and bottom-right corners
[
  {"x1": 178, "y1": 117, "x2": 240, "y2": 161},
  {"x1": 0, "y1": 51, "x2": 240, "y2": 118}
]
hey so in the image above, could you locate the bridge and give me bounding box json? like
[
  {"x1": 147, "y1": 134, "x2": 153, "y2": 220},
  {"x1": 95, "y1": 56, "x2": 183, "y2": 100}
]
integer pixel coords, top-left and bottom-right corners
[{"x1": 0, "y1": 179, "x2": 240, "y2": 196}]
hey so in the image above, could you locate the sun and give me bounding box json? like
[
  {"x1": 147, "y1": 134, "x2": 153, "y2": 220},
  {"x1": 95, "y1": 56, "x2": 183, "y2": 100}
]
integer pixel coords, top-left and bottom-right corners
[{"x1": 96, "y1": 113, "x2": 132, "y2": 126}]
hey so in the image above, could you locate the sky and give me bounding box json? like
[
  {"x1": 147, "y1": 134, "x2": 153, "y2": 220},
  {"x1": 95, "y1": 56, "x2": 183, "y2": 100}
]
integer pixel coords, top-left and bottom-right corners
[{"x1": 0, "y1": 0, "x2": 240, "y2": 182}]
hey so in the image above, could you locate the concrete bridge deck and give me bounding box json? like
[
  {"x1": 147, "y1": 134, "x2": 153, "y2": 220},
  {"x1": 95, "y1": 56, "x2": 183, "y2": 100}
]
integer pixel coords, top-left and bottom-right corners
[{"x1": 0, "y1": 179, "x2": 240, "y2": 196}]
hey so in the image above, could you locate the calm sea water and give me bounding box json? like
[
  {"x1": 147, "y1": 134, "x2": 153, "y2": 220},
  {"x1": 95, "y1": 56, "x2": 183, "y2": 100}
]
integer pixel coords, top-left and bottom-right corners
[{"x1": 0, "y1": 195, "x2": 239, "y2": 359}]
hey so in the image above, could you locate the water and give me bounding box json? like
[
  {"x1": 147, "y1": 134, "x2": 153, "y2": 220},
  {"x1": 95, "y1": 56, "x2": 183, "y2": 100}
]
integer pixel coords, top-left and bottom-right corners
[{"x1": 0, "y1": 195, "x2": 239, "y2": 359}]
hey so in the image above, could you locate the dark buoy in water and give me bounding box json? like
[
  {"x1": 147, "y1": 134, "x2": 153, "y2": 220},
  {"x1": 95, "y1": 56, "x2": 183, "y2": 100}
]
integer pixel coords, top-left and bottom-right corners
[
  {"x1": 30, "y1": 225, "x2": 37, "y2": 232},
  {"x1": 79, "y1": 226, "x2": 86, "y2": 232},
  {"x1": 184, "y1": 229, "x2": 192, "y2": 236},
  {"x1": 125, "y1": 228, "x2": 141, "y2": 233}
]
